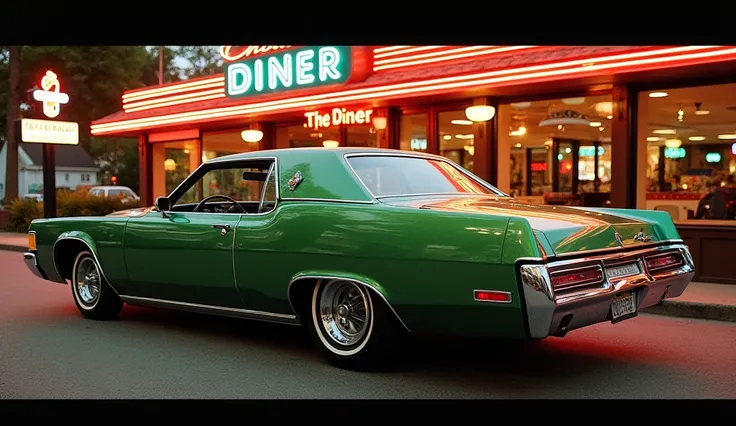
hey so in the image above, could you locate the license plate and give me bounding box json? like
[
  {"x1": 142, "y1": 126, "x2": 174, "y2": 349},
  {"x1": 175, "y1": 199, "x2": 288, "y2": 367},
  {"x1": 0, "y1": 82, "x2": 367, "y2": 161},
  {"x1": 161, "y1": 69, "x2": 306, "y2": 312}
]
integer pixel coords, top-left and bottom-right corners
[
  {"x1": 611, "y1": 292, "x2": 637, "y2": 323},
  {"x1": 606, "y1": 262, "x2": 640, "y2": 280}
]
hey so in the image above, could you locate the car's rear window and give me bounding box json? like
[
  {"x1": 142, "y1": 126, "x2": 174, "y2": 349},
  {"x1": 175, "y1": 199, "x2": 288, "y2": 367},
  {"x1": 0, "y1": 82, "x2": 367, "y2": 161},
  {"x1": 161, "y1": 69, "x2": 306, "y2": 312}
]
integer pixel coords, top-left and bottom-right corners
[{"x1": 346, "y1": 155, "x2": 498, "y2": 197}]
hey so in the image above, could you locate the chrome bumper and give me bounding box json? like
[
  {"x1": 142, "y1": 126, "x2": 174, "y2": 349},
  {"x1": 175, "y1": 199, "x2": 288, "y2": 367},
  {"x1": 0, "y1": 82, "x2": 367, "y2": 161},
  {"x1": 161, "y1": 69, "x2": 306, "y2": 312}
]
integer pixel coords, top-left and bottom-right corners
[
  {"x1": 519, "y1": 243, "x2": 695, "y2": 339},
  {"x1": 24, "y1": 252, "x2": 45, "y2": 279}
]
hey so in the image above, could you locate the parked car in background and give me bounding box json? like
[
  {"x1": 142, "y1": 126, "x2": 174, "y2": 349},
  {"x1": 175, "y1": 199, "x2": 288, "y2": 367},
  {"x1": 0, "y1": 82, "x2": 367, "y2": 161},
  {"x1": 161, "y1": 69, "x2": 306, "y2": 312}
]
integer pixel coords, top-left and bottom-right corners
[
  {"x1": 23, "y1": 148, "x2": 695, "y2": 370},
  {"x1": 88, "y1": 186, "x2": 140, "y2": 203},
  {"x1": 23, "y1": 194, "x2": 43, "y2": 202}
]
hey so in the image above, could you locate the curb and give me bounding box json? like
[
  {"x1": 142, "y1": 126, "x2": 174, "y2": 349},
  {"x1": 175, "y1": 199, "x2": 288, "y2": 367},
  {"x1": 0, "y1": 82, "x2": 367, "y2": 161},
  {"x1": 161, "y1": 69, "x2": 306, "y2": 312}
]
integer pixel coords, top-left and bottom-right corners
[
  {"x1": 0, "y1": 244, "x2": 734, "y2": 323},
  {"x1": 0, "y1": 244, "x2": 25, "y2": 253},
  {"x1": 643, "y1": 301, "x2": 736, "y2": 323}
]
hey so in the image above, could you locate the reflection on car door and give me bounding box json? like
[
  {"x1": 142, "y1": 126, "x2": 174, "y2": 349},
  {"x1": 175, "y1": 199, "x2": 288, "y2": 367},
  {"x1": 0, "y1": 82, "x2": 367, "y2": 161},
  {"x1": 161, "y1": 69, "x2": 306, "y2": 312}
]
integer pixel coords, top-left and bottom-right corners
[{"x1": 123, "y1": 210, "x2": 244, "y2": 307}]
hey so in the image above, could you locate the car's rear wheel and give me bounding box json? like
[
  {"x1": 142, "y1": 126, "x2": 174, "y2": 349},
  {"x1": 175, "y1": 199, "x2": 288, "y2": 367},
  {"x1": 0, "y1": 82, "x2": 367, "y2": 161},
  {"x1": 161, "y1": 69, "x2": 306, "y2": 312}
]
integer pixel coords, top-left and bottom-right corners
[
  {"x1": 307, "y1": 279, "x2": 403, "y2": 370},
  {"x1": 70, "y1": 251, "x2": 123, "y2": 320}
]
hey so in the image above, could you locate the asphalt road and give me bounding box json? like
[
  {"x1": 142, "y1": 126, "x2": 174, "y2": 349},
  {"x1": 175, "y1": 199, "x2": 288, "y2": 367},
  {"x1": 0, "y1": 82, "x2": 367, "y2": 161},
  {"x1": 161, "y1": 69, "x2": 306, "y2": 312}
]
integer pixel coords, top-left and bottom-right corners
[{"x1": 1, "y1": 250, "x2": 735, "y2": 399}]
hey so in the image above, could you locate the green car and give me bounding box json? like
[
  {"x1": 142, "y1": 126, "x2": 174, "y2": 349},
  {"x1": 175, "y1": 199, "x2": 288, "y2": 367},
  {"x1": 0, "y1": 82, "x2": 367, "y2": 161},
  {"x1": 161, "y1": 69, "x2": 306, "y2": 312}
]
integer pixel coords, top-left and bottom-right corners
[{"x1": 24, "y1": 148, "x2": 695, "y2": 369}]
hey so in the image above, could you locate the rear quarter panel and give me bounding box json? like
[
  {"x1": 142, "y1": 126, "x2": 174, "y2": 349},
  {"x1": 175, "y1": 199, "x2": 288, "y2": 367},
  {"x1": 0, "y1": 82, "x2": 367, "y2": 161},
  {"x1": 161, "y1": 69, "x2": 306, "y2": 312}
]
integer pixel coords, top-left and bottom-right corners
[
  {"x1": 29, "y1": 217, "x2": 134, "y2": 293},
  {"x1": 240, "y1": 201, "x2": 529, "y2": 338}
]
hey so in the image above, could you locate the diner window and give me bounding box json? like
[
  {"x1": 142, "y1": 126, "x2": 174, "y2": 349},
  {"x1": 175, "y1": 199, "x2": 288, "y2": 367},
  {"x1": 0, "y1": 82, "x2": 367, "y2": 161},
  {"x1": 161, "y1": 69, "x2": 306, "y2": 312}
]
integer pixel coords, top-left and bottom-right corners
[
  {"x1": 345, "y1": 123, "x2": 378, "y2": 147},
  {"x1": 152, "y1": 139, "x2": 199, "y2": 200},
  {"x1": 641, "y1": 82, "x2": 736, "y2": 221},
  {"x1": 202, "y1": 130, "x2": 259, "y2": 162},
  {"x1": 499, "y1": 95, "x2": 613, "y2": 206},
  {"x1": 439, "y1": 110, "x2": 474, "y2": 172},
  {"x1": 275, "y1": 124, "x2": 340, "y2": 149},
  {"x1": 399, "y1": 113, "x2": 428, "y2": 152}
]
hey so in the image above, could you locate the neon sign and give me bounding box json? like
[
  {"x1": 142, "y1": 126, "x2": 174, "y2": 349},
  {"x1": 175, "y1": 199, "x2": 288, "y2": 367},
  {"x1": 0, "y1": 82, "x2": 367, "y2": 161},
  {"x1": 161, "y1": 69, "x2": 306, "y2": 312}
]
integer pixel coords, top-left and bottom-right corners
[
  {"x1": 531, "y1": 162, "x2": 547, "y2": 172},
  {"x1": 225, "y1": 46, "x2": 371, "y2": 99},
  {"x1": 32, "y1": 71, "x2": 69, "y2": 118},
  {"x1": 411, "y1": 138, "x2": 427, "y2": 150},
  {"x1": 219, "y1": 46, "x2": 294, "y2": 62},
  {"x1": 664, "y1": 147, "x2": 686, "y2": 159},
  {"x1": 578, "y1": 146, "x2": 604, "y2": 157},
  {"x1": 705, "y1": 152, "x2": 722, "y2": 163},
  {"x1": 304, "y1": 108, "x2": 373, "y2": 131}
]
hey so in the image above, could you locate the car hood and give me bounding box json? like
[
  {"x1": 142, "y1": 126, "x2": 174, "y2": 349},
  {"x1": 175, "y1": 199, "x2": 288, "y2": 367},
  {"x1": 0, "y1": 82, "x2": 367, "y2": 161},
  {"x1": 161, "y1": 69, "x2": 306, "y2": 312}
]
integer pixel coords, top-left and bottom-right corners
[{"x1": 381, "y1": 195, "x2": 665, "y2": 255}]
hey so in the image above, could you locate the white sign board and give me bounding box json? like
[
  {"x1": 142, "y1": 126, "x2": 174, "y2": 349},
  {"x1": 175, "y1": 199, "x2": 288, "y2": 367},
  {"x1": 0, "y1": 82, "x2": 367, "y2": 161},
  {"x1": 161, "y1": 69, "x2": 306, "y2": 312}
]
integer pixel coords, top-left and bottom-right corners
[{"x1": 21, "y1": 118, "x2": 79, "y2": 145}]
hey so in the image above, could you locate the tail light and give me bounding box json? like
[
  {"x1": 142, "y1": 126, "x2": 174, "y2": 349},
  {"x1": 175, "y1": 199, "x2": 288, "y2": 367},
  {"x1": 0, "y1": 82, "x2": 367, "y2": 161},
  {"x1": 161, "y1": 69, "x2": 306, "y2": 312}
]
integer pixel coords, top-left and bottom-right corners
[
  {"x1": 645, "y1": 253, "x2": 683, "y2": 272},
  {"x1": 549, "y1": 265, "x2": 604, "y2": 291}
]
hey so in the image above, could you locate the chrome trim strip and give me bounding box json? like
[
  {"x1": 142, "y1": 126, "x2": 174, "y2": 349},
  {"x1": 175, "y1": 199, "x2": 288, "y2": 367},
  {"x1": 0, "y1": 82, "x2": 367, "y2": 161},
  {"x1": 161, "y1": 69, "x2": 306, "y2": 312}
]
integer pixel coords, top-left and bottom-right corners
[
  {"x1": 473, "y1": 289, "x2": 513, "y2": 304},
  {"x1": 342, "y1": 151, "x2": 508, "y2": 199},
  {"x1": 545, "y1": 243, "x2": 687, "y2": 268},
  {"x1": 119, "y1": 295, "x2": 299, "y2": 325},
  {"x1": 286, "y1": 275, "x2": 411, "y2": 332},
  {"x1": 280, "y1": 197, "x2": 376, "y2": 204},
  {"x1": 548, "y1": 240, "x2": 684, "y2": 260},
  {"x1": 51, "y1": 237, "x2": 118, "y2": 291}
]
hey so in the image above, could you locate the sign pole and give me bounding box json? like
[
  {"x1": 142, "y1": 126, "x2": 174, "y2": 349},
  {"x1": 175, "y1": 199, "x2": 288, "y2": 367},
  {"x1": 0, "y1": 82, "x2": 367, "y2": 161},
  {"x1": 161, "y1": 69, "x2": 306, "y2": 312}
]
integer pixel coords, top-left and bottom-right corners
[{"x1": 42, "y1": 143, "x2": 56, "y2": 218}]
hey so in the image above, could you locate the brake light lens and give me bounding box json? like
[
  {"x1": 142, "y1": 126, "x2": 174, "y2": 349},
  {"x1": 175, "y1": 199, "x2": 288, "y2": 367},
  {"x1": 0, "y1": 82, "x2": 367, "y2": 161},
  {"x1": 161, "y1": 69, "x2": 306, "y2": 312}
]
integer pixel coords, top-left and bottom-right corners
[
  {"x1": 550, "y1": 267, "x2": 603, "y2": 289},
  {"x1": 646, "y1": 253, "x2": 682, "y2": 271},
  {"x1": 28, "y1": 232, "x2": 36, "y2": 251}
]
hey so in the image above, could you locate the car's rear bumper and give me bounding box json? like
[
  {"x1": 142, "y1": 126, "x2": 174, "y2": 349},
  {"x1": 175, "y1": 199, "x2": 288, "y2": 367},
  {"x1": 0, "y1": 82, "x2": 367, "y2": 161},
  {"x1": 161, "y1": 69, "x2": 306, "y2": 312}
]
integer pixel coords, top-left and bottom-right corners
[{"x1": 518, "y1": 243, "x2": 695, "y2": 339}]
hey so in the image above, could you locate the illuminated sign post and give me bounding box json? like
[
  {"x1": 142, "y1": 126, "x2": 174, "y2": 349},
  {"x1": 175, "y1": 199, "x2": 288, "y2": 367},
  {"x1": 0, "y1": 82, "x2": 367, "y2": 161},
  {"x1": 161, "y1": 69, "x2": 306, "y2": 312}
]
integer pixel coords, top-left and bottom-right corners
[
  {"x1": 223, "y1": 45, "x2": 372, "y2": 99},
  {"x1": 18, "y1": 70, "x2": 79, "y2": 218}
]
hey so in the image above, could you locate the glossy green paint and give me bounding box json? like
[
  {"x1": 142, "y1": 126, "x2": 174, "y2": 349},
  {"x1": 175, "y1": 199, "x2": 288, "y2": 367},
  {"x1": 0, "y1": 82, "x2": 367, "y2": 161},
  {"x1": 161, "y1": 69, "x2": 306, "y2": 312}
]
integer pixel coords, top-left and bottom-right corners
[
  {"x1": 26, "y1": 148, "x2": 684, "y2": 340},
  {"x1": 123, "y1": 211, "x2": 244, "y2": 308}
]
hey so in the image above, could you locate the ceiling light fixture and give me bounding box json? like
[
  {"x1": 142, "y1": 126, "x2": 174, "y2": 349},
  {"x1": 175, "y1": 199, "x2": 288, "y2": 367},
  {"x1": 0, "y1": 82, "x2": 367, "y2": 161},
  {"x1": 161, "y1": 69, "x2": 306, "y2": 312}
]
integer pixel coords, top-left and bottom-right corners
[
  {"x1": 451, "y1": 119, "x2": 473, "y2": 126},
  {"x1": 694, "y1": 110, "x2": 711, "y2": 115},
  {"x1": 465, "y1": 105, "x2": 496, "y2": 122},
  {"x1": 562, "y1": 97, "x2": 585, "y2": 105},
  {"x1": 646, "y1": 137, "x2": 662, "y2": 142},
  {"x1": 607, "y1": 115, "x2": 613, "y2": 119},
  {"x1": 718, "y1": 134, "x2": 736, "y2": 140},
  {"x1": 665, "y1": 138, "x2": 682, "y2": 148},
  {"x1": 322, "y1": 140, "x2": 339, "y2": 148},
  {"x1": 589, "y1": 121, "x2": 602, "y2": 127},
  {"x1": 649, "y1": 92, "x2": 668, "y2": 98},
  {"x1": 443, "y1": 135, "x2": 452, "y2": 140},
  {"x1": 241, "y1": 129, "x2": 263, "y2": 143},
  {"x1": 688, "y1": 136, "x2": 705, "y2": 141},
  {"x1": 653, "y1": 129, "x2": 677, "y2": 135}
]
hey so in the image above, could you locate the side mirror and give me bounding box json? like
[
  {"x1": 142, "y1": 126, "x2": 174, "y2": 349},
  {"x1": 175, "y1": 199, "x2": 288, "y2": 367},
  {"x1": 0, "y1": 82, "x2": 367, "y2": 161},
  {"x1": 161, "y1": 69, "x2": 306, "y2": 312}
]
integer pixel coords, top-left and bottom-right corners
[{"x1": 155, "y1": 196, "x2": 171, "y2": 217}]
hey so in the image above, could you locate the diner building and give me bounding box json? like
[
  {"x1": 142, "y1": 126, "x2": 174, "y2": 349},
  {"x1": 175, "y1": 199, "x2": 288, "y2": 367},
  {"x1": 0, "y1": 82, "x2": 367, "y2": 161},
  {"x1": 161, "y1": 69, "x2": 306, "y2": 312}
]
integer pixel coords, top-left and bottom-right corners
[{"x1": 91, "y1": 45, "x2": 736, "y2": 283}]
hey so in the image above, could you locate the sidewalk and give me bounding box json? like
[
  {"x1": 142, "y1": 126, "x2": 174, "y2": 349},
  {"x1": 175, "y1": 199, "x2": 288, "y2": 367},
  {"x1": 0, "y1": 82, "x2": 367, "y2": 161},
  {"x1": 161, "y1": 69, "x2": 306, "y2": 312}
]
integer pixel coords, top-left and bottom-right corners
[{"x1": 1, "y1": 231, "x2": 734, "y2": 322}]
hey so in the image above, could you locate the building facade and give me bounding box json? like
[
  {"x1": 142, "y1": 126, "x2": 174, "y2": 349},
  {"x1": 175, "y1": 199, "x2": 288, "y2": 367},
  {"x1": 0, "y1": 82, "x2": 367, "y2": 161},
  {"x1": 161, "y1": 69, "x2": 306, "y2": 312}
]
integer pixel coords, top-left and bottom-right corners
[
  {"x1": 0, "y1": 142, "x2": 99, "y2": 200},
  {"x1": 91, "y1": 45, "x2": 736, "y2": 283}
]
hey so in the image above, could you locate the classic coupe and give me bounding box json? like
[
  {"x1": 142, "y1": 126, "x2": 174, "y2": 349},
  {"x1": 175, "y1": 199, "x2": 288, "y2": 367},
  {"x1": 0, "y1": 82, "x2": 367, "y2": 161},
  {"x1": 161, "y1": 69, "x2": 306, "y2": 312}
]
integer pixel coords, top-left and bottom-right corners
[{"x1": 24, "y1": 148, "x2": 695, "y2": 369}]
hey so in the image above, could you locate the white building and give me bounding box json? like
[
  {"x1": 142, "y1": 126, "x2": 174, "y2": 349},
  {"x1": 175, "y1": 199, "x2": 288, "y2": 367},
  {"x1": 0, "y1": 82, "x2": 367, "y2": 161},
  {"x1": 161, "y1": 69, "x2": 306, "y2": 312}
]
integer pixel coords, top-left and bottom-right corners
[{"x1": 0, "y1": 141, "x2": 99, "y2": 201}]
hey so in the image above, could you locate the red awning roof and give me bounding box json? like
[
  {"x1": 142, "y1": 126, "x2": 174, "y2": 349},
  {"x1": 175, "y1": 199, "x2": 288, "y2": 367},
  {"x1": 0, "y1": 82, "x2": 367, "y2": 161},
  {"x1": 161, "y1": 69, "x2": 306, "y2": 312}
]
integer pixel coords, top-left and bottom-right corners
[{"x1": 92, "y1": 46, "x2": 644, "y2": 129}]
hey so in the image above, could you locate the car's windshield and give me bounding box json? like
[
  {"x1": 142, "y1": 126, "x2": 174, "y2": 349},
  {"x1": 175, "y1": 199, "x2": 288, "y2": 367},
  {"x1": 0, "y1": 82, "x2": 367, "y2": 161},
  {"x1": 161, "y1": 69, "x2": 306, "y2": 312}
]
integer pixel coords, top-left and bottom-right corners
[{"x1": 346, "y1": 155, "x2": 503, "y2": 197}]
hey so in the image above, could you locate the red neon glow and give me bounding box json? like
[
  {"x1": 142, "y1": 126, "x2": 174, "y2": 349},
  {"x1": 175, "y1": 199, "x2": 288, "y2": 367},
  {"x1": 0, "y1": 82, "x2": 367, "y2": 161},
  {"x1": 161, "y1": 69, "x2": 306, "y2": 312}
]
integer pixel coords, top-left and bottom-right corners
[
  {"x1": 33, "y1": 70, "x2": 68, "y2": 118},
  {"x1": 531, "y1": 162, "x2": 548, "y2": 172},
  {"x1": 373, "y1": 46, "x2": 445, "y2": 59},
  {"x1": 92, "y1": 46, "x2": 736, "y2": 134},
  {"x1": 219, "y1": 46, "x2": 294, "y2": 62},
  {"x1": 124, "y1": 88, "x2": 225, "y2": 109},
  {"x1": 122, "y1": 77, "x2": 225, "y2": 102},
  {"x1": 560, "y1": 161, "x2": 573, "y2": 173},
  {"x1": 373, "y1": 46, "x2": 536, "y2": 71},
  {"x1": 304, "y1": 108, "x2": 374, "y2": 131}
]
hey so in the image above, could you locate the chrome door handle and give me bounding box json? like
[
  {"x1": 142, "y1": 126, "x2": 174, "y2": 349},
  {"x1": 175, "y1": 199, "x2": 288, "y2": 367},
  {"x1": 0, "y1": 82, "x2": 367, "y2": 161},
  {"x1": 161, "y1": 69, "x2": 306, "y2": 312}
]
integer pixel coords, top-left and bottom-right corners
[{"x1": 212, "y1": 224, "x2": 231, "y2": 235}]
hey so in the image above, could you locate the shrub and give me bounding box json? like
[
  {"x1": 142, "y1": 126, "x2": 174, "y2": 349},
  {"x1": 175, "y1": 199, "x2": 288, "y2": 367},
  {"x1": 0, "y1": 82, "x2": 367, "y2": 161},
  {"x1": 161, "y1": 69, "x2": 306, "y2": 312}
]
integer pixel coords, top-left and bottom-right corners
[
  {"x1": 5, "y1": 192, "x2": 139, "y2": 232},
  {"x1": 6, "y1": 198, "x2": 43, "y2": 232}
]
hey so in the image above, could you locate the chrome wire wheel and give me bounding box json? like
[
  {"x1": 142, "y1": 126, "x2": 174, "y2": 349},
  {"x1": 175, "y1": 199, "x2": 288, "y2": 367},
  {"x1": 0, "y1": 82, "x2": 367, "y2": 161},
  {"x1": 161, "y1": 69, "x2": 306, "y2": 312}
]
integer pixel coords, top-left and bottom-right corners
[
  {"x1": 74, "y1": 256, "x2": 101, "y2": 308},
  {"x1": 318, "y1": 280, "x2": 371, "y2": 348}
]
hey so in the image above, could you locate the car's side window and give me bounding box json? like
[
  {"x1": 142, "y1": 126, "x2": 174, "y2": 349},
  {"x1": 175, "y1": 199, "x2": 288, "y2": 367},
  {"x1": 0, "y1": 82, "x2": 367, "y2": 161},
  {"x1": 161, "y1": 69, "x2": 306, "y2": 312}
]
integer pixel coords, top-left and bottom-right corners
[
  {"x1": 259, "y1": 163, "x2": 277, "y2": 213},
  {"x1": 173, "y1": 160, "x2": 276, "y2": 214},
  {"x1": 108, "y1": 189, "x2": 124, "y2": 198}
]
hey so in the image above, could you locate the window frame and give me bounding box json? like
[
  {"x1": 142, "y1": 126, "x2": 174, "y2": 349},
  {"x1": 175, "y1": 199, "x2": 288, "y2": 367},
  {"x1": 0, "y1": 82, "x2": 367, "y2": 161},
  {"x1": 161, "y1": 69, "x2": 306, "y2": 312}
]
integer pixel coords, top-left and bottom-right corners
[
  {"x1": 343, "y1": 152, "x2": 508, "y2": 199},
  {"x1": 167, "y1": 156, "x2": 281, "y2": 216}
]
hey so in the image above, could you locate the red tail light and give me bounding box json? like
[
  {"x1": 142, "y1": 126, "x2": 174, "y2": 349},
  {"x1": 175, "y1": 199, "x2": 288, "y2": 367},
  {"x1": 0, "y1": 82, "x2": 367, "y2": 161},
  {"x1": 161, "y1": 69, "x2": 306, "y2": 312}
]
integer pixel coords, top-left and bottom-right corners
[
  {"x1": 646, "y1": 253, "x2": 682, "y2": 272},
  {"x1": 550, "y1": 266, "x2": 604, "y2": 289},
  {"x1": 474, "y1": 290, "x2": 512, "y2": 303}
]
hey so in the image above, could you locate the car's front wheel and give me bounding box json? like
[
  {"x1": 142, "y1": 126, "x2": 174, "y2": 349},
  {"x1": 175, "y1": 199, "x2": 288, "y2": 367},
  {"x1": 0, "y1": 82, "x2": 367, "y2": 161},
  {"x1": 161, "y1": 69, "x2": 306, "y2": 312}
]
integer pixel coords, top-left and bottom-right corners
[
  {"x1": 70, "y1": 251, "x2": 123, "y2": 320},
  {"x1": 307, "y1": 279, "x2": 403, "y2": 370}
]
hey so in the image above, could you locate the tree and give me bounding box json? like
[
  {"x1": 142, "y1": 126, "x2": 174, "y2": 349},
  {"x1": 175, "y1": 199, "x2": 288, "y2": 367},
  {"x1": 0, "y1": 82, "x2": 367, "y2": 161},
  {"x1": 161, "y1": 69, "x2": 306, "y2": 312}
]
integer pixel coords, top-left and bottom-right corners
[
  {"x1": 176, "y1": 46, "x2": 223, "y2": 78},
  {"x1": 19, "y1": 46, "x2": 151, "y2": 151},
  {"x1": 90, "y1": 136, "x2": 139, "y2": 193},
  {"x1": 141, "y1": 46, "x2": 182, "y2": 86},
  {"x1": 3, "y1": 46, "x2": 21, "y2": 201}
]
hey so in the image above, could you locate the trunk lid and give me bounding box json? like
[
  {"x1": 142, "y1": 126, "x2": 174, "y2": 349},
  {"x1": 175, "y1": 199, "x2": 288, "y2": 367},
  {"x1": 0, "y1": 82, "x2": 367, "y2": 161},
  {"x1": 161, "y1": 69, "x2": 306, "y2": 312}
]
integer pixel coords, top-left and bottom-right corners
[{"x1": 382, "y1": 195, "x2": 662, "y2": 255}]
